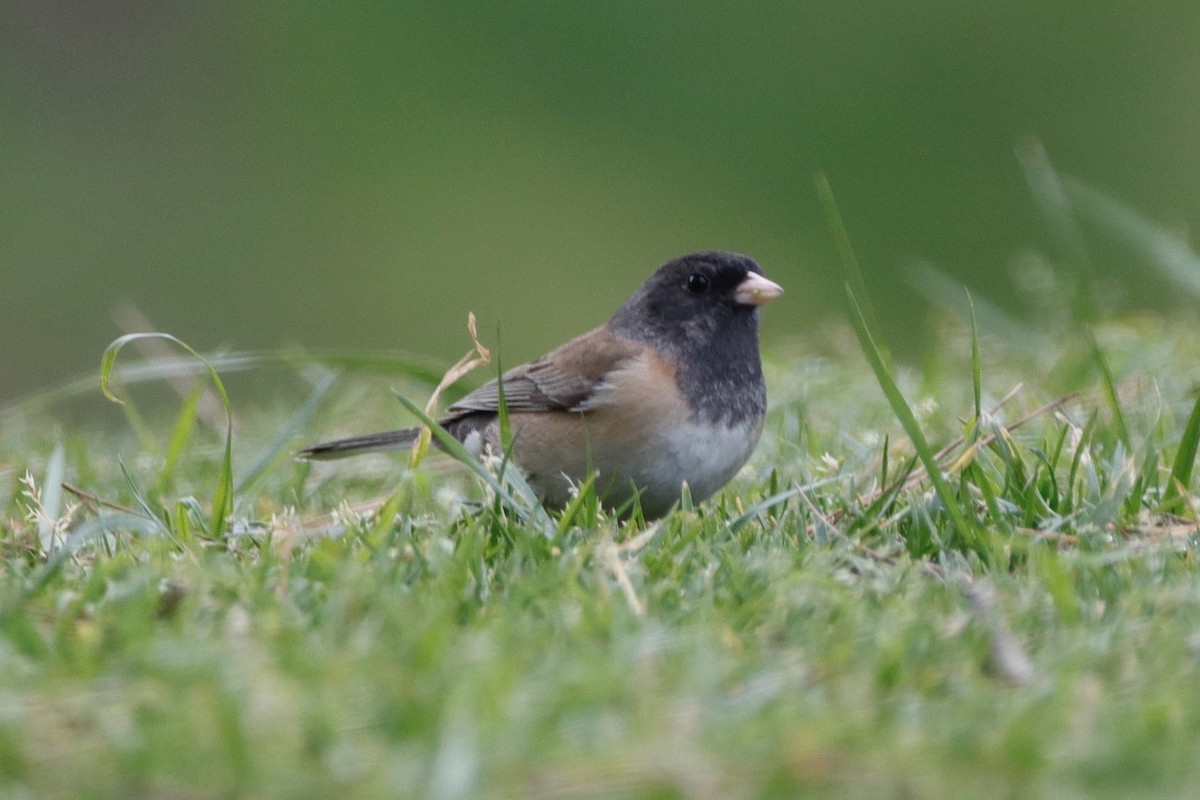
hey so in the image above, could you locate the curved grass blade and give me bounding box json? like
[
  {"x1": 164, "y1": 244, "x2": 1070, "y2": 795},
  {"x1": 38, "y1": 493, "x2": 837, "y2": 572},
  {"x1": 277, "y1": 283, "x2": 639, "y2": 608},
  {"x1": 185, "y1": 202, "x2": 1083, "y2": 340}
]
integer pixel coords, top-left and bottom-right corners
[
  {"x1": 409, "y1": 313, "x2": 491, "y2": 468},
  {"x1": 101, "y1": 333, "x2": 234, "y2": 536},
  {"x1": 5, "y1": 349, "x2": 445, "y2": 419}
]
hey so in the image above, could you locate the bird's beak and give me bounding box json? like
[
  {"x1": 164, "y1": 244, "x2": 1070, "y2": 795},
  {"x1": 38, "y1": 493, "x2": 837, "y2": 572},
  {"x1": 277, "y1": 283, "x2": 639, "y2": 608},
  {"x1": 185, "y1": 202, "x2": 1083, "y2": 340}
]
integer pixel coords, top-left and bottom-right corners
[{"x1": 734, "y1": 273, "x2": 784, "y2": 306}]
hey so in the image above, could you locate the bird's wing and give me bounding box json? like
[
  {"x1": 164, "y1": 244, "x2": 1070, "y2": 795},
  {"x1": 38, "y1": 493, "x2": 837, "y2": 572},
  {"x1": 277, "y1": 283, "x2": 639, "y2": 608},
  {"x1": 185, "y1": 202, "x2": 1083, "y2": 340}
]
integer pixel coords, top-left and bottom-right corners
[{"x1": 447, "y1": 327, "x2": 643, "y2": 415}]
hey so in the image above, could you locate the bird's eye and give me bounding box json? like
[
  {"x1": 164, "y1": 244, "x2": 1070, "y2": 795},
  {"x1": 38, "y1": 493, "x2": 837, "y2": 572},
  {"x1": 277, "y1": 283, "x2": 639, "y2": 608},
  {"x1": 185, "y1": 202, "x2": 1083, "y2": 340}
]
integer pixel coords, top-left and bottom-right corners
[{"x1": 686, "y1": 273, "x2": 710, "y2": 295}]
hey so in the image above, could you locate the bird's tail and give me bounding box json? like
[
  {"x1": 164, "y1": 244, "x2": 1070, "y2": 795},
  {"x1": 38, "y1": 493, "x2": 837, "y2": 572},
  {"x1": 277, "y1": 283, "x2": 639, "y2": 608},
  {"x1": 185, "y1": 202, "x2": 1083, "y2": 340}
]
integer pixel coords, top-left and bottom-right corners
[{"x1": 297, "y1": 428, "x2": 422, "y2": 460}]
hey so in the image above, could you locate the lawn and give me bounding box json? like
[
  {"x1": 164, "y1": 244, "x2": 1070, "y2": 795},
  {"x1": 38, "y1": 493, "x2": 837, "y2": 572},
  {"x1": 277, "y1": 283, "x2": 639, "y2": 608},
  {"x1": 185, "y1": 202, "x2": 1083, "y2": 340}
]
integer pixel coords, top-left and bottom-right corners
[{"x1": 4, "y1": 295, "x2": 1200, "y2": 799}]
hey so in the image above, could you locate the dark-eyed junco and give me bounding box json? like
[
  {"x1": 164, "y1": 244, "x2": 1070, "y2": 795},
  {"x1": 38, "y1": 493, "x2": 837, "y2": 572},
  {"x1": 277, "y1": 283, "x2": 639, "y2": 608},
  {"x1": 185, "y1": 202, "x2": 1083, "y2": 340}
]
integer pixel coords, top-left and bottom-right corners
[{"x1": 301, "y1": 251, "x2": 782, "y2": 518}]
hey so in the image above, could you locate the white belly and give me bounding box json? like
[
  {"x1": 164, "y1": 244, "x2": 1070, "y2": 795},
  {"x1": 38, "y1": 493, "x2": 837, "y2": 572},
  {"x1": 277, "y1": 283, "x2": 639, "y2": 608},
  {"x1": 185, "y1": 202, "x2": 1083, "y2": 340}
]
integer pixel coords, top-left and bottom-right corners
[
  {"x1": 642, "y1": 418, "x2": 760, "y2": 505},
  {"x1": 526, "y1": 416, "x2": 762, "y2": 519}
]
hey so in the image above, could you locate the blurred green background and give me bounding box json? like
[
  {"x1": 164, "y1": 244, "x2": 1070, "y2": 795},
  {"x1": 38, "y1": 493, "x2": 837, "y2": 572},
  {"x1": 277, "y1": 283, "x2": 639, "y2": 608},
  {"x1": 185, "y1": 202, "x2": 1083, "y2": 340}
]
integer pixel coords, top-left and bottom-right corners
[{"x1": 4, "y1": 1, "x2": 1199, "y2": 402}]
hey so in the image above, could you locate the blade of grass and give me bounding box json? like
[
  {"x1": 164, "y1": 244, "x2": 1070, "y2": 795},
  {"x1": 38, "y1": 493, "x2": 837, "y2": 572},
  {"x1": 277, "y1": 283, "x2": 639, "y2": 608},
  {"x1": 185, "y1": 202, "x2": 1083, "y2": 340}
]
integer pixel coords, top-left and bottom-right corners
[
  {"x1": 37, "y1": 441, "x2": 67, "y2": 554},
  {"x1": 102, "y1": 333, "x2": 234, "y2": 537},
  {"x1": 65, "y1": 511, "x2": 165, "y2": 555},
  {"x1": 496, "y1": 356, "x2": 512, "y2": 453},
  {"x1": 728, "y1": 475, "x2": 846, "y2": 533},
  {"x1": 556, "y1": 472, "x2": 599, "y2": 534},
  {"x1": 1063, "y1": 176, "x2": 1200, "y2": 298},
  {"x1": 366, "y1": 485, "x2": 411, "y2": 544},
  {"x1": 1016, "y1": 137, "x2": 1093, "y2": 270},
  {"x1": 905, "y1": 261, "x2": 1045, "y2": 355},
  {"x1": 392, "y1": 392, "x2": 555, "y2": 538},
  {"x1": 815, "y1": 173, "x2": 889, "y2": 368},
  {"x1": 156, "y1": 382, "x2": 204, "y2": 497},
  {"x1": 817, "y1": 176, "x2": 982, "y2": 552},
  {"x1": 410, "y1": 314, "x2": 491, "y2": 467},
  {"x1": 856, "y1": 456, "x2": 918, "y2": 532},
  {"x1": 1016, "y1": 137, "x2": 1098, "y2": 322},
  {"x1": 967, "y1": 289, "x2": 982, "y2": 426},
  {"x1": 118, "y1": 461, "x2": 172, "y2": 538},
  {"x1": 5, "y1": 349, "x2": 445, "y2": 420},
  {"x1": 880, "y1": 434, "x2": 890, "y2": 489},
  {"x1": 236, "y1": 372, "x2": 336, "y2": 494},
  {"x1": 1084, "y1": 327, "x2": 1130, "y2": 450},
  {"x1": 1165, "y1": 387, "x2": 1200, "y2": 515},
  {"x1": 845, "y1": 283, "x2": 981, "y2": 552}
]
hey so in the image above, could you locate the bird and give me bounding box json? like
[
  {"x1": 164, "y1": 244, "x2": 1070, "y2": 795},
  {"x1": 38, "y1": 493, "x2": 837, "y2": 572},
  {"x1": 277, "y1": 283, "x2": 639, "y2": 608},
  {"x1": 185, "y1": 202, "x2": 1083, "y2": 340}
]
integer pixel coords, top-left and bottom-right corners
[{"x1": 300, "y1": 251, "x2": 783, "y2": 519}]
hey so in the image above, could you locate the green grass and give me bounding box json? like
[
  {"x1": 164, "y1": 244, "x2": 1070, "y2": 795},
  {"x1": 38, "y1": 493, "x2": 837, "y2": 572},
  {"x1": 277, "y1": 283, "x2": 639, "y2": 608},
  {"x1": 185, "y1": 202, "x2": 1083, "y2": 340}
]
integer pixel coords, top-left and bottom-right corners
[{"x1": 4, "y1": 306, "x2": 1200, "y2": 799}]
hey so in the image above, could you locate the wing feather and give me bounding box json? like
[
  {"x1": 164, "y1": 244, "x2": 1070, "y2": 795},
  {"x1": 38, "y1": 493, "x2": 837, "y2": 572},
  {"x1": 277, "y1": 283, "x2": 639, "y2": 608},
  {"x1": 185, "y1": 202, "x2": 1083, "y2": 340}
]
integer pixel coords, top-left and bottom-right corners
[{"x1": 448, "y1": 327, "x2": 641, "y2": 415}]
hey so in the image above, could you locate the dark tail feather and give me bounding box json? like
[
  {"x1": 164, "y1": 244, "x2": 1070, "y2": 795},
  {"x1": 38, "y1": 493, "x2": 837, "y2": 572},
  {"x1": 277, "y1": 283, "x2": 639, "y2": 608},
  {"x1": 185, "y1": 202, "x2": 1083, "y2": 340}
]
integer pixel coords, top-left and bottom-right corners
[{"x1": 298, "y1": 428, "x2": 421, "y2": 460}]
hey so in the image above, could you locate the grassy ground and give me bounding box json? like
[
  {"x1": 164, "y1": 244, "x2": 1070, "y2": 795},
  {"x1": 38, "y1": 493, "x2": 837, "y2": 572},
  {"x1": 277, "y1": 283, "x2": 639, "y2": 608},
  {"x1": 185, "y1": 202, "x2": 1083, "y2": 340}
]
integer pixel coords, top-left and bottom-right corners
[{"x1": 3, "y1": 307, "x2": 1200, "y2": 799}]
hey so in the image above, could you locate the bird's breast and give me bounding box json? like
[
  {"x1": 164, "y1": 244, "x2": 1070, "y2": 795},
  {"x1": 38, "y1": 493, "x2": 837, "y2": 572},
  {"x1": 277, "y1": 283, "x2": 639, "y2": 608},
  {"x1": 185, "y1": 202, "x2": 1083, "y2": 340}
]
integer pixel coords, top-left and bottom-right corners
[{"x1": 502, "y1": 350, "x2": 765, "y2": 516}]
